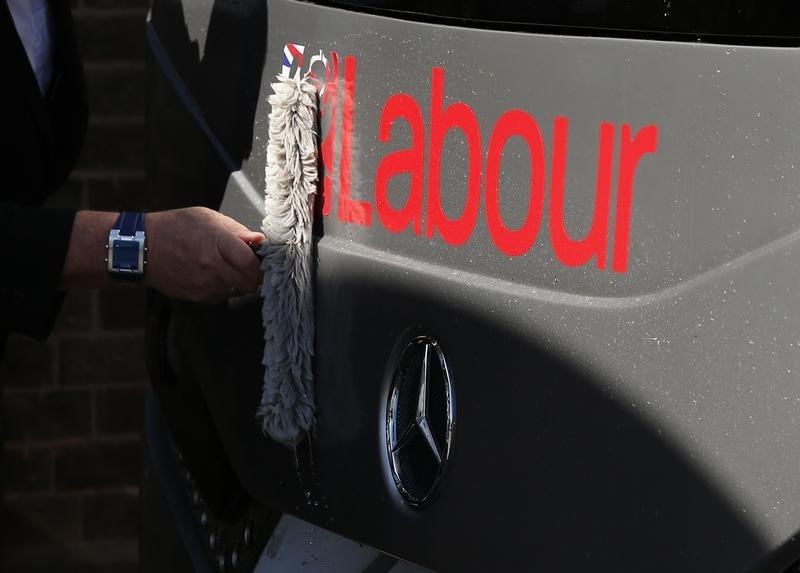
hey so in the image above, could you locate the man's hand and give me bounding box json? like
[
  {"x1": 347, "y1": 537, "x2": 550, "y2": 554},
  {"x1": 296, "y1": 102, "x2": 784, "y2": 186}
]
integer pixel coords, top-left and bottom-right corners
[
  {"x1": 60, "y1": 207, "x2": 264, "y2": 302},
  {"x1": 145, "y1": 207, "x2": 265, "y2": 303}
]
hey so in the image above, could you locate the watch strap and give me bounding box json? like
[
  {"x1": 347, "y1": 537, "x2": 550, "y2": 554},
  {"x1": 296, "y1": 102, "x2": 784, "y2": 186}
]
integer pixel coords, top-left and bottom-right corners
[{"x1": 115, "y1": 211, "x2": 145, "y2": 236}]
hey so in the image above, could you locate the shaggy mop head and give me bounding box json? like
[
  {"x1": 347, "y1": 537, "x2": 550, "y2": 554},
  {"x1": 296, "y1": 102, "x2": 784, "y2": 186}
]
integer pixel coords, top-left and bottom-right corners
[{"x1": 257, "y1": 75, "x2": 319, "y2": 448}]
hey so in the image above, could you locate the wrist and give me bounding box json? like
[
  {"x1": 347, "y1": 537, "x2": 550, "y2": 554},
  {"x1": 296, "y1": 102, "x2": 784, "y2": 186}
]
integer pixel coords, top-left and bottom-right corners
[
  {"x1": 142, "y1": 211, "x2": 161, "y2": 289},
  {"x1": 60, "y1": 210, "x2": 119, "y2": 290},
  {"x1": 106, "y1": 211, "x2": 148, "y2": 282}
]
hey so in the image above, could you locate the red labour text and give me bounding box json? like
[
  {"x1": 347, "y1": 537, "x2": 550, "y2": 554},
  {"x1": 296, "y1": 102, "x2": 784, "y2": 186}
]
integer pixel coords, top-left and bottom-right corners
[{"x1": 314, "y1": 55, "x2": 658, "y2": 273}]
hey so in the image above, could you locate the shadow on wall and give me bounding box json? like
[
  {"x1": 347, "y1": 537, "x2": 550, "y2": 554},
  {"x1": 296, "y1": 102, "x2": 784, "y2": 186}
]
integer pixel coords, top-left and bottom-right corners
[
  {"x1": 147, "y1": 0, "x2": 267, "y2": 211},
  {"x1": 143, "y1": 0, "x2": 271, "y2": 545}
]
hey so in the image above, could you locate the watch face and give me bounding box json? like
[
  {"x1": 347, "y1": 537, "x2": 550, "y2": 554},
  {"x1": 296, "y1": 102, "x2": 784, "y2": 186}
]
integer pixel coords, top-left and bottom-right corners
[{"x1": 112, "y1": 239, "x2": 141, "y2": 271}]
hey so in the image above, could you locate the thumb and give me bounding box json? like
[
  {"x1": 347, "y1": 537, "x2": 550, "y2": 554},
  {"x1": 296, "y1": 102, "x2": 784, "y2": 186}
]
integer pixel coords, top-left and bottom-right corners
[
  {"x1": 218, "y1": 214, "x2": 265, "y2": 244},
  {"x1": 237, "y1": 230, "x2": 266, "y2": 245}
]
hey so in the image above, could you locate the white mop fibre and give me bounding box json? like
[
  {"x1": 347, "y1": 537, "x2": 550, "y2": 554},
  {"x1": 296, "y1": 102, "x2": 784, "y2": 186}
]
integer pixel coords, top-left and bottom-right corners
[{"x1": 257, "y1": 75, "x2": 319, "y2": 448}]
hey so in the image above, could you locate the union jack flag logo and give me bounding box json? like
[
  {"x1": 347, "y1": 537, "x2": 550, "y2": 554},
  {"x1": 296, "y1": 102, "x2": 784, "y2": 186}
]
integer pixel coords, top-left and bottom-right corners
[{"x1": 281, "y1": 43, "x2": 305, "y2": 79}]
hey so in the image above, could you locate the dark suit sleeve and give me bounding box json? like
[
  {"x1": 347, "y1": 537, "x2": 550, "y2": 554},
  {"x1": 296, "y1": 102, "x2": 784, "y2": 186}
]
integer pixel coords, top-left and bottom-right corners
[{"x1": 0, "y1": 202, "x2": 76, "y2": 340}]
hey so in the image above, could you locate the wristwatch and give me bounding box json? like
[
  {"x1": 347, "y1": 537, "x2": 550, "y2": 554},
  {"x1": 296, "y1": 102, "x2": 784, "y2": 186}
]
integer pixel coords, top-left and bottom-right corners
[{"x1": 106, "y1": 211, "x2": 147, "y2": 281}]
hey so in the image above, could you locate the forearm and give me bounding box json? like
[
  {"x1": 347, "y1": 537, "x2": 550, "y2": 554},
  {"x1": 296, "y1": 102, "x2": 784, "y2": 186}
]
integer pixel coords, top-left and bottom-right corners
[
  {"x1": 59, "y1": 207, "x2": 265, "y2": 302},
  {"x1": 59, "y1": 210, "x2": 118, "y2": 289},
  {"x1": 1, "y1": 202, "x2": 263, "y2": 339}
]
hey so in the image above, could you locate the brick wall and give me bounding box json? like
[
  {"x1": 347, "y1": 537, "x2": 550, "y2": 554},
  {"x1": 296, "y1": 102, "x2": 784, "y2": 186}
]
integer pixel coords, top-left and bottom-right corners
[{"x1": 2, "y1": 1, "x2": 150, "y2": 571}]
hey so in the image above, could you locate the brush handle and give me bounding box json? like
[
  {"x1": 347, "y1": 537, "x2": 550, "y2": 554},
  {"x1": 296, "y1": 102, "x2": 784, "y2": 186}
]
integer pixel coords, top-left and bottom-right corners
[{"x1": 248, "y1": 241, "x2": 264, "y2": 260}]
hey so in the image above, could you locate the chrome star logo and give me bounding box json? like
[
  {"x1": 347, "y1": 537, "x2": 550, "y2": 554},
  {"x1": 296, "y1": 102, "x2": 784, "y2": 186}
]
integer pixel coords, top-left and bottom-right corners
[
  {"x1": 392, "y1": 343, "x2": 443, "y2": 464},
  {"x1": 386, "y1": 337, "x2": 454, "y2": 506}
]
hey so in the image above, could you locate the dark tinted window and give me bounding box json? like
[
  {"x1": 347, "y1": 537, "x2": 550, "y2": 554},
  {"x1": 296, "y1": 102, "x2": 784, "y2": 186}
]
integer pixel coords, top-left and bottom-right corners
[{"x1": 312, "y1": 0, "x2": 800, "y2": 43}]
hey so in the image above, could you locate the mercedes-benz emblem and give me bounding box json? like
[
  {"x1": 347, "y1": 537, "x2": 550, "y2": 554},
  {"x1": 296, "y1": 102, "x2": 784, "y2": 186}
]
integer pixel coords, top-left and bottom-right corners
[{"x1": 386, "y1": 336, "x2": 454, "y2": 506}]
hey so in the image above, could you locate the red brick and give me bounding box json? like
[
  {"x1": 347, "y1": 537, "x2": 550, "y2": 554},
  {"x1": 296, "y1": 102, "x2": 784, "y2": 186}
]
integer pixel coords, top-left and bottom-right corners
[
  {"x1": 83, "y1": 492, "x2": 139, "y2": 540},
  {"x1": 2, "y1": 495, "x2": 82, "y2": 546},
  {"x1": 2, "y1": 449, "x2": 52, "y2": 494},
  {"x1": 86, "y1": 66, "x2": 145, "y2": 118},
  {"x1": 54, "y1": 441, "x2": 142, "y2": 490},
  {"x1": 76, "y1": 123, "x2": 146, "y2": 172},
  {"x1": 0, "y1": 337, "x2": 56, "y2": 388},
  {"x1": 98, "y1": 287, "x2": 147, "y2": 331},
  {"x1": 74, "y1": 13, "x2": 147, "y2": 64},
  {"x1": 3, "y1": 390, "x2": 92, "y2": 441},
  {"x1": 95, "y1": 387, "x2": 146, "y2": 435},
  {"x1": 59, "y1": 334, "x2": 147, "y2": 386},
  {"x1": 53, "y1": 291, "x2": 95, "y2": 334},
  {"x1": 82, "y1": 0, "x2": 151, "y2": 8},
  {"x1": 2, "y1": 541, "x2": 138, "y2": 572},
  {"x1": 87, "y1": 178, "x2": 147, "y2": 212}
]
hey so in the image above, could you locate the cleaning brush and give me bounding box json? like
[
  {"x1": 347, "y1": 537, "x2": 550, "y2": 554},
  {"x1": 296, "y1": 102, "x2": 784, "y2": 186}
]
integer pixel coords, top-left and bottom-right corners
[{"x1": 257, "y1": 74, "x2": 319, "y2": 448}]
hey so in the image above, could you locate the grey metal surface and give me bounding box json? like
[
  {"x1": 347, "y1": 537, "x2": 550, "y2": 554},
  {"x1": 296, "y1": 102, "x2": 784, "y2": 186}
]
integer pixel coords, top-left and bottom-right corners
[
  {"x1": 253, "y1": 514, "x2": 434, "y2": 572},
  {"x1": 147, "y1": 0, "x2": 800, "y2": 570}
]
